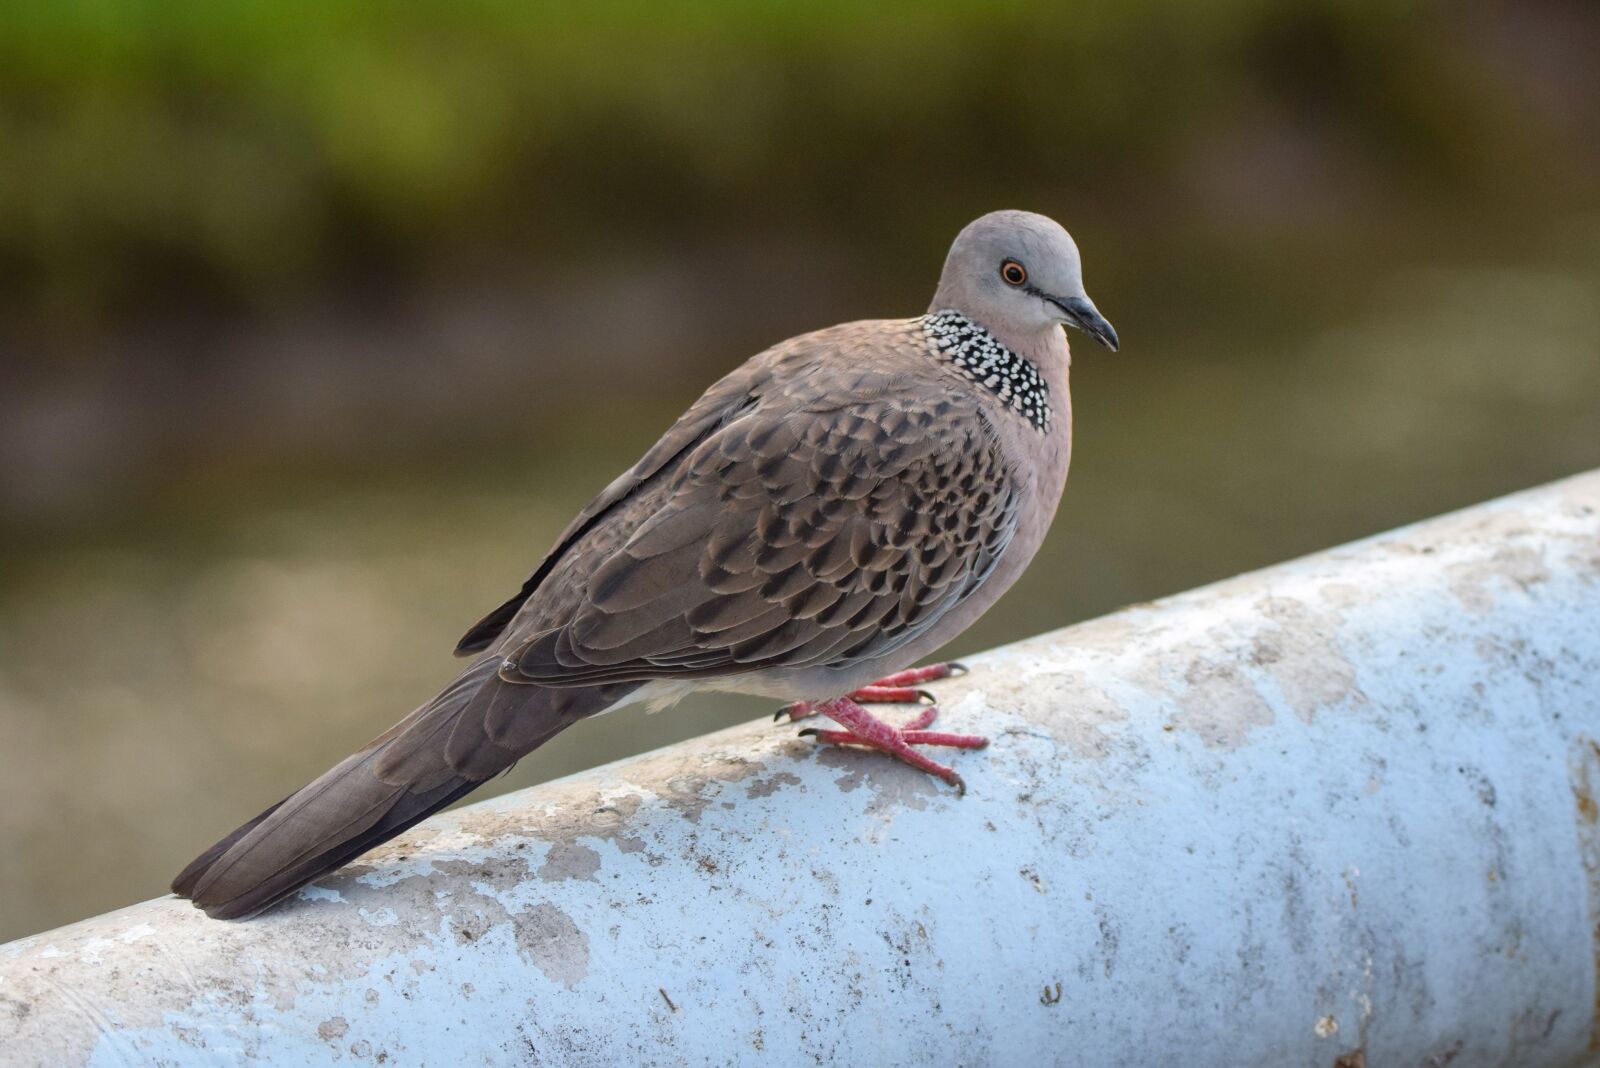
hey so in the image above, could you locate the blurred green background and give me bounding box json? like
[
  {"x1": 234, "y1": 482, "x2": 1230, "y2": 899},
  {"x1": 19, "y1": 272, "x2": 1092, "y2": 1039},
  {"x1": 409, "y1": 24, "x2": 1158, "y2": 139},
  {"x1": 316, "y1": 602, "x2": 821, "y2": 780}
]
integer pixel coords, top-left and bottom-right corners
[{"x1": 2, "y1": 0, "x2": 1598, "y2": 941}]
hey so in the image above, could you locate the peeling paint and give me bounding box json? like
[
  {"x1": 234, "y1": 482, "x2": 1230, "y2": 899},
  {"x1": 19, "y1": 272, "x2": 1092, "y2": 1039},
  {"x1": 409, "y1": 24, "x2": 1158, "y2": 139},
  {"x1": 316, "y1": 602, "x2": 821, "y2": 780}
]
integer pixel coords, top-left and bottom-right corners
[
  {"x1": 745, "y1": 771, "x2": 801, "y2": 799},
  {"x1": 514, "y1": 904, "x2": 589, "y2": 989},
  {"x1": 536, "y1": 842, "x2": 602, "y2": 883},
  {"x1": 1569, "y1": 737, "x2": 1600, "y2": 1050},
  {"x1": 622, "y1": 747, "x2": 772, "y2": 823},
  {"x1": 1447, "y1": 544, "x2": 1551, "y2": 614},
  {"x1": 1253, "y1": 596, "x2": 1363, "y2": 723},
  {"x1": 816, "y1": 746, "x2": 937, "y2": 814},
  {"x1": 1168, "y1": 656, "x2": 1276, "y2": 750},
  {"x1": 1030, "y1": 671, "x2": 1129, "y2": 758}
]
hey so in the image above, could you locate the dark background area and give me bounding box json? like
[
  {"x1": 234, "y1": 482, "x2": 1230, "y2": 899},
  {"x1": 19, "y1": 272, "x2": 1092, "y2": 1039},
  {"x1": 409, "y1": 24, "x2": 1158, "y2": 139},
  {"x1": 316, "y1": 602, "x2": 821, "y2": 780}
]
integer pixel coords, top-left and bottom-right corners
[{"x1": 2, "y1": 0, "x2": 1597, "y2": 940}]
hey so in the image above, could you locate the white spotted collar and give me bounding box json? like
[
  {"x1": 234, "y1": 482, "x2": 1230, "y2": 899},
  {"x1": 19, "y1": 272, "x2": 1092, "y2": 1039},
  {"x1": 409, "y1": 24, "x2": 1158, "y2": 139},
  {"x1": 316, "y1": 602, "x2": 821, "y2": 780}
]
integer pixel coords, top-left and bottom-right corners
[{"x1": 922, "y1": 310, "x2": 1051, "y2": 432}]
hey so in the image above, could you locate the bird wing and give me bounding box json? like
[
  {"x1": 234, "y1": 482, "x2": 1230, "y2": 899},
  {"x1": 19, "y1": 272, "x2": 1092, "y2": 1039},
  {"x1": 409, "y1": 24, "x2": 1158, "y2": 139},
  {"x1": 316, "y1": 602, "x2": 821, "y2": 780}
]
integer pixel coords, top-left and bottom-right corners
[
  {"x1": 499, "y1": 377, "x2": 1023, "y2": 686},
  {"x1": 454, "y1": 361, "x2": 766, "y2": 655}
]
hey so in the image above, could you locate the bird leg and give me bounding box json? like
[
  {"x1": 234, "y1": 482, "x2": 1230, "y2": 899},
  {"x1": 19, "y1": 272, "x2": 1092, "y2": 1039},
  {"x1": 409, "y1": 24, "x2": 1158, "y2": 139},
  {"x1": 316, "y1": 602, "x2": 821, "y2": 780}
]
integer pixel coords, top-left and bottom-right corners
[
  {"x1": 778, "y1": 662, "x2": 967, "y2": 721},
  {"x1": 795, "y1": 696, "x2": 987, "y2": 794}
]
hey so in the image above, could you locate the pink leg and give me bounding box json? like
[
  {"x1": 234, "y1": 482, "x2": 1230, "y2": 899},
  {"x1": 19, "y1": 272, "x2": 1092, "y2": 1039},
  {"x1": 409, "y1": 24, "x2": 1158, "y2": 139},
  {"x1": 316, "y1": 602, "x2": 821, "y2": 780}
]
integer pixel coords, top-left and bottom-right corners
[
  {"x1": 798, "y1": 696, "x2": 987, "y2": 794},
  {"x1": 802, "y1": 703, "x2": 937, "y2": 737},
  {"x1": 776, "y1": 662, "x2": 967, "y2": 721},
  {"x1": 848, "y1": 685, "x2": 934, "y2": 704}
]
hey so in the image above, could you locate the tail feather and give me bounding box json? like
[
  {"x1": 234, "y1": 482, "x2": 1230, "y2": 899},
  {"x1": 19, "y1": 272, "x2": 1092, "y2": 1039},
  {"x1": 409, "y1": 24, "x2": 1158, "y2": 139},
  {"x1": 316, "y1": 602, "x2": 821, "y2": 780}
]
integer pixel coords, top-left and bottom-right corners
[
  {"x1": 172, "y1": 657, "x2": 634, "y2": 920},
  {"x1": 187, "y1": 775, "x2": 483, "y2": 921},
  {"x1": 170, "y1": 795, "x2": 290, "y2": 899}
]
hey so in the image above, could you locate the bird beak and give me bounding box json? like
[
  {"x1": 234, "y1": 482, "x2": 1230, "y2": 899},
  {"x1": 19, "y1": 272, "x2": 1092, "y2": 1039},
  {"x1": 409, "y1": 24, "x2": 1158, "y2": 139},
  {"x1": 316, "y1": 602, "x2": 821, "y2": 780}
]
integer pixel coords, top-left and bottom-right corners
[{"x1": 1049, "y1": 295, "x2": 1119, "y2": 351}]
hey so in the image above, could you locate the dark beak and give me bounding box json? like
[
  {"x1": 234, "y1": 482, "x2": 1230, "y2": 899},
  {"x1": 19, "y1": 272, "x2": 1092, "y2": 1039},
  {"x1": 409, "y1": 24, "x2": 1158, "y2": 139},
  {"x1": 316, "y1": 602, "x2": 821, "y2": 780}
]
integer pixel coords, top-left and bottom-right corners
[{"x1": 1049, "y1": 295, "x2": 1119, "y2": 351}]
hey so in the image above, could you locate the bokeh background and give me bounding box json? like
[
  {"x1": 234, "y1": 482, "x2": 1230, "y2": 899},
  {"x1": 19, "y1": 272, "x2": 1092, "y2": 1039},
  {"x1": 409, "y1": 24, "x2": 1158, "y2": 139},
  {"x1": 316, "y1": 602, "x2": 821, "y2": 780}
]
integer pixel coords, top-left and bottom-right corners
[{"x1": 2, "y1": 0, "x2": 1597, "y2": 940}]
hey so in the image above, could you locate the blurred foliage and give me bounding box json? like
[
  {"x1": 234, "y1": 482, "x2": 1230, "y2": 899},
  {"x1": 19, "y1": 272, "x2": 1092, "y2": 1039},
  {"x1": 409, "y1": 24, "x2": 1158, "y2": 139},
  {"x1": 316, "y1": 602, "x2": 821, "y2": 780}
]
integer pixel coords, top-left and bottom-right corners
[{"x1": 3, "y1": 0, "x2": 1590, "y2": 336}]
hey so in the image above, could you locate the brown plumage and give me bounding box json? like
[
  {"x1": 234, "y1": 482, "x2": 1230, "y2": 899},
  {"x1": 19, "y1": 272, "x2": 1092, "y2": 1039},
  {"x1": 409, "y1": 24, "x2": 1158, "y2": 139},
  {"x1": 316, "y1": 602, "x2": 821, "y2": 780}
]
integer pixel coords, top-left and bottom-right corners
[{"x1": 173, "y1": 210, "x2": 1118, "y2": 919}]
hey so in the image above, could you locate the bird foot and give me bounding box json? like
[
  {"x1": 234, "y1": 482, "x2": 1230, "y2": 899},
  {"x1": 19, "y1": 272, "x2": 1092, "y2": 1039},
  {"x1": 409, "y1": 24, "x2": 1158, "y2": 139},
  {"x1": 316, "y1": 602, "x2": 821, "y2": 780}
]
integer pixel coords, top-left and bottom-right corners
[
  {"x1": 776, "y1": 662, "x2": 966, "y2": 722},
  {"x1": 794, "y1": 695, "x2": 987, "y2": 794}
]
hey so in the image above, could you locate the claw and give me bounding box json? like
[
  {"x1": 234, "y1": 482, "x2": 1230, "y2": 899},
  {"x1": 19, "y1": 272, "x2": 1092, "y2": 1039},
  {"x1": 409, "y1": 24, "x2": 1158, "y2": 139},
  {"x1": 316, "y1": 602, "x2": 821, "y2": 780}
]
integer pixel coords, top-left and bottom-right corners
[
  {"x1": 866, "y1": 663, "x2": 967, "y2": 689},
  {"x1": 786, "y1": 664, "x2": 967, "y2": 720},
  {"x1": 793, "y1": 695, "x2": 986, "y2": 794},
  {"x1": 778, "y1": 700, "x2": 817, "y2": 723}
]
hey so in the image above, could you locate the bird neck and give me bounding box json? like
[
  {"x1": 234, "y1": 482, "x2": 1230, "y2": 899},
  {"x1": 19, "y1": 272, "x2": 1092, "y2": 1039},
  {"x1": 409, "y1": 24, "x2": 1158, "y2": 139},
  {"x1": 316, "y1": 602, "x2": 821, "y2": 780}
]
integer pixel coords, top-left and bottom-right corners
[{"x1": 922, "y1": 310, "x2": 1061, "y2": 433}]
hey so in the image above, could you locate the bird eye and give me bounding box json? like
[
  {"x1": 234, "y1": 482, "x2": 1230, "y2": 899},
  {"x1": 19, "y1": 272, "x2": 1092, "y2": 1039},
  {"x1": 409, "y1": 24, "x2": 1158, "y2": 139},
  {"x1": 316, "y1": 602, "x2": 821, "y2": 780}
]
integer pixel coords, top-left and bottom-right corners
[{"x1": 1000, "y1": 260, "x2": 1027, "y2": 287}]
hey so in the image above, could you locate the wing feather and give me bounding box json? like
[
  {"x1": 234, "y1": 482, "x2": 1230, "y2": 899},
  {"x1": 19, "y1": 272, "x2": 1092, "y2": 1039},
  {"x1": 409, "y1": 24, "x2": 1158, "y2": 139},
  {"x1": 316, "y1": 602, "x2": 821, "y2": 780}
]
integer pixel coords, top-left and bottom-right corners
[{"x1": 502, "y1": 384, "x2": 1022, "y2": 687}]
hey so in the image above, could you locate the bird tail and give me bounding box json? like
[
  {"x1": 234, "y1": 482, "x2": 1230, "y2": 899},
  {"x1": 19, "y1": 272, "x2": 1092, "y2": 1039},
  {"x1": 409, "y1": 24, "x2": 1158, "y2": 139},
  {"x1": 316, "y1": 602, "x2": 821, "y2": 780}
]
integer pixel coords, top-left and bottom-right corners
[{"x1": 172, "y1": 656, "x2": 632, "y2": 920}]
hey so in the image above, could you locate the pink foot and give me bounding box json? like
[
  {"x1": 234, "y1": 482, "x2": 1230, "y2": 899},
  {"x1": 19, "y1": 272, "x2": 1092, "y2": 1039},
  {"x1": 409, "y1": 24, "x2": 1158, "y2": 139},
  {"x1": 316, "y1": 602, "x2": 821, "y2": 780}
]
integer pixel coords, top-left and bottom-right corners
[
  {"x1": 777, "y1": 662, "x2": 967, "y2": 722},
  {"x1": 795, "y1": 696, "x2": 987, "y2": 794}
]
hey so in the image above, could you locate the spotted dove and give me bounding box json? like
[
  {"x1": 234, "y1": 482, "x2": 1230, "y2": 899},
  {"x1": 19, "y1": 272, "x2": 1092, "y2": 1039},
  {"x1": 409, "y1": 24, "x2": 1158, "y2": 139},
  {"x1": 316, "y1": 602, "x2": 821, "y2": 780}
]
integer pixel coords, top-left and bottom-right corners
[{"x1": 172, "y1": 209, "x2": 1119, "y2": 919}]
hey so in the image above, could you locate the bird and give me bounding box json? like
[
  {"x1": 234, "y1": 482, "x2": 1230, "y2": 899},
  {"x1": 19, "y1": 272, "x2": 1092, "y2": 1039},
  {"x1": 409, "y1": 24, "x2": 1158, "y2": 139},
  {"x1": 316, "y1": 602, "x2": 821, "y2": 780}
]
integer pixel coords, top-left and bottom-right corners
[{"x1": 171, "y1": 209, "x2": 1119, "y2": 920}]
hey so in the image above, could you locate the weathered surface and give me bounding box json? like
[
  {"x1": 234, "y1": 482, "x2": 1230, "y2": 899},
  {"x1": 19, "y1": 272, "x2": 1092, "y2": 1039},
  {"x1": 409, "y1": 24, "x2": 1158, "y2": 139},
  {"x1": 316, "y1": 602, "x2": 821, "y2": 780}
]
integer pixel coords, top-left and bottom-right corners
[{"x1": 3, "y1": 470, "x2": 1600, "y2": 1067}]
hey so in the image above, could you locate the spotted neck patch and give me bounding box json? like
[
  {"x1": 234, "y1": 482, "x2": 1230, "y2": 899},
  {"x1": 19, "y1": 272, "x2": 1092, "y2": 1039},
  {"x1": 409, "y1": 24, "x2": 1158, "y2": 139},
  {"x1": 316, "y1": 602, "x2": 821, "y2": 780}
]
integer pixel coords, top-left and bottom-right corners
[{"x1": 922, "y1": 310, "x2": 1051, "y2": 432}]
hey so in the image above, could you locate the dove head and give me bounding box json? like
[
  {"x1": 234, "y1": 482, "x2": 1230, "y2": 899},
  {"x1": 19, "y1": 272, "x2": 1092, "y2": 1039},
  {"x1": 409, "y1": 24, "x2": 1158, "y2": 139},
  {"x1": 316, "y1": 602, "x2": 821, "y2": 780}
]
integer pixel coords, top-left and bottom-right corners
[{"x1": 930, "y1": 210, "x2": 1118, "y2": 352}]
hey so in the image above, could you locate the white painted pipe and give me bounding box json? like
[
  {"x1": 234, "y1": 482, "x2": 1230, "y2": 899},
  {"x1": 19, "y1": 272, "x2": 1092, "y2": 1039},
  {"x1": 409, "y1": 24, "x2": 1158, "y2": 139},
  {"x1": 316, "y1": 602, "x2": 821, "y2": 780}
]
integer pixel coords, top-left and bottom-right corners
[{"x1": 4, "y1": 471, "x2": 1600, "y2": 1068}]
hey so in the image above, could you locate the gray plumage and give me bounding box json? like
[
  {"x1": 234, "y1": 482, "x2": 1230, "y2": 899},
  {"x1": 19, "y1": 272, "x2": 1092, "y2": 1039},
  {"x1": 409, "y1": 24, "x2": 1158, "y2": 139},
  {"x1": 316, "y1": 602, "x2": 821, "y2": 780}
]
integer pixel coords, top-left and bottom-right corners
[{"x1": 173, "y1": 209, "x2": 1117, "y2": 919}]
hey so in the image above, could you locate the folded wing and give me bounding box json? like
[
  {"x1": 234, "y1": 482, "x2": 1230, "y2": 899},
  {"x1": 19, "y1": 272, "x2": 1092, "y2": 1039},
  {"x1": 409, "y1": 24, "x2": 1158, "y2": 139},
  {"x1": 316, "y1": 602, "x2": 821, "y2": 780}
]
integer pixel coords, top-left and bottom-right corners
[{"x1": 503, "y1": 386, "x2": 1021, "y2": 687}]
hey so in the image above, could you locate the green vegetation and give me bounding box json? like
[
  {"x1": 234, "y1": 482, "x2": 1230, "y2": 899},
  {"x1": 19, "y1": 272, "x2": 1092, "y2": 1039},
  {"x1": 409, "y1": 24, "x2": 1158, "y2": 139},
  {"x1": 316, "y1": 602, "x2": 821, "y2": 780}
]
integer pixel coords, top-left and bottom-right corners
[{"x1": 4, "y1": 0, "x2": 1586, "y2": 329}]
